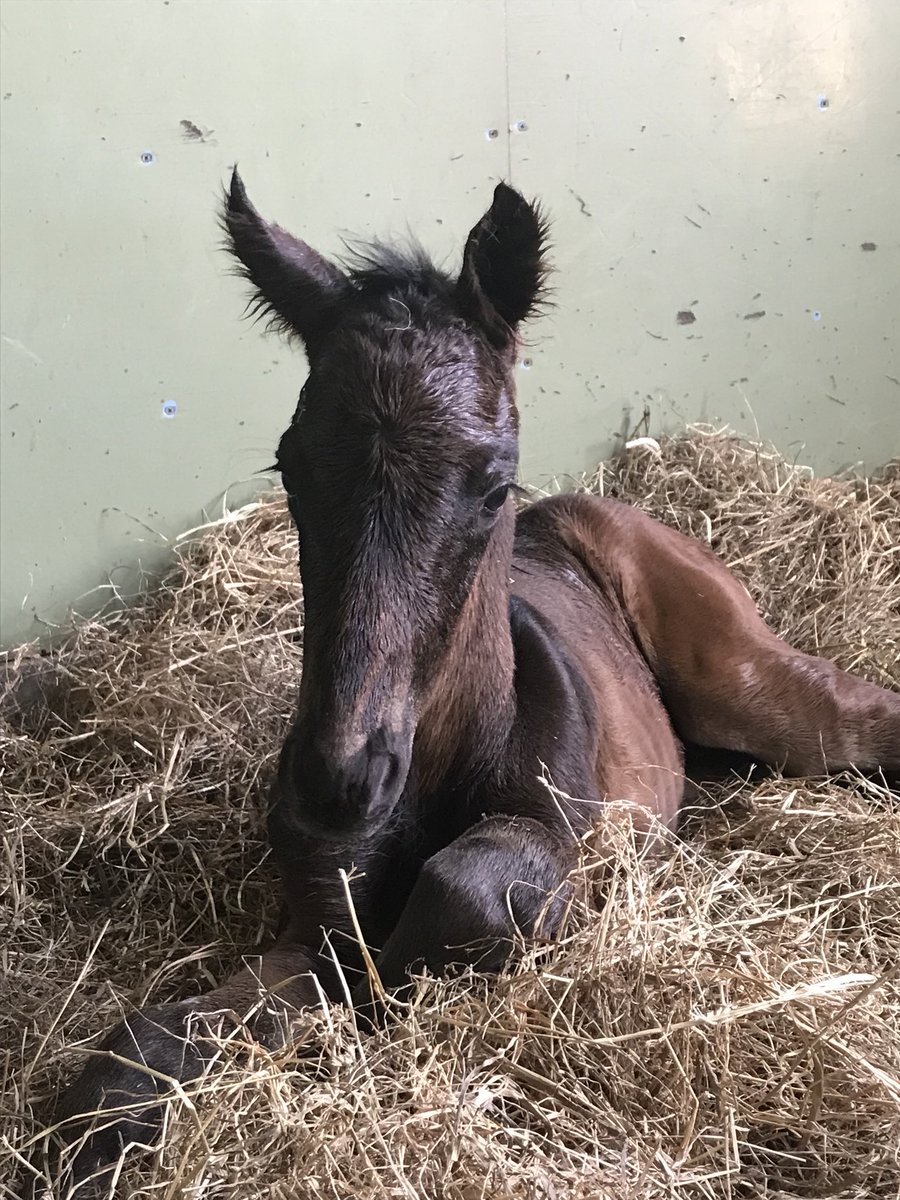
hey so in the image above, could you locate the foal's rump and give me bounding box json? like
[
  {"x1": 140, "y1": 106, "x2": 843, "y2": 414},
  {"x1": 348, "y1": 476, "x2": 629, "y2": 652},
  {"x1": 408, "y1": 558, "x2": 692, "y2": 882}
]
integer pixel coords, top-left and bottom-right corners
[{"x1": 545, "y1": 494, "x2": 900, "y2": 778}]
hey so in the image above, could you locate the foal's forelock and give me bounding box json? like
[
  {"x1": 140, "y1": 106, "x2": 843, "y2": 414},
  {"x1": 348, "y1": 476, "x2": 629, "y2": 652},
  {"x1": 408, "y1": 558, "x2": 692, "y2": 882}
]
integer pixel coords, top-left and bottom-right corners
[{"x1": 313, "y1": 317, "x2": 515, "y2": 436}]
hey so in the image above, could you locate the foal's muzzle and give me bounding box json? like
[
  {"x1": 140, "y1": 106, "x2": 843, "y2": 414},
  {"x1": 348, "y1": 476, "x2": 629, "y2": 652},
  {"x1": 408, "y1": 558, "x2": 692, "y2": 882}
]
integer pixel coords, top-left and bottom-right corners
[{"x1": 277, "y1": 725, "x2": 411, "y2": 836}]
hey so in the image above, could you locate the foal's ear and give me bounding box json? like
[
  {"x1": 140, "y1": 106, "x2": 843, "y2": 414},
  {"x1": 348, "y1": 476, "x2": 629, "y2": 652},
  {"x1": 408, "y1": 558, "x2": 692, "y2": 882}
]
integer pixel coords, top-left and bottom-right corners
[
  {"x1": 456, "y1": 183, "x2": 550, "y2": 348},
  {"x1": 221, "y1": 168, "x2": 351, "y2": 355}
]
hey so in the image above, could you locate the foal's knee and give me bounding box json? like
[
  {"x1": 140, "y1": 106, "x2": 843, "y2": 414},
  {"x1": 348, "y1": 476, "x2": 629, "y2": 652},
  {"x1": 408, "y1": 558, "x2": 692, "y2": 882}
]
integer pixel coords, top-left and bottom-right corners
[
  {"x1": 400, "y1": 817, "x2": 571, "y2": 976},
  {"x1": 416, "y1": 848, "x2": 512, "y2": 970},
  {"x1": 440, "y1": 816, "x2": 564, "y2": 909}
]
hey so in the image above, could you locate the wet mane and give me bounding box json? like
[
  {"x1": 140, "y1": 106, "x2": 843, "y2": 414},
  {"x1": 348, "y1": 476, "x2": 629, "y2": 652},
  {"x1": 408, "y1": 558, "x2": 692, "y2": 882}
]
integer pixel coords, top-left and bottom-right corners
[
  {"x1": 341, "y1": 241, "x2": 451, "y2": 295},
  {"x1": 337, "y1": 241, "x2": 462, "y2": 330}
]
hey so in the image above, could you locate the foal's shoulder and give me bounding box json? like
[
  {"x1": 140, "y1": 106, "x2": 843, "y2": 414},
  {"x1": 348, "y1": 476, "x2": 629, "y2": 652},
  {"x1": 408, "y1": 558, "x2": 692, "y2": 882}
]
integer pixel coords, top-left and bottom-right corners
[
  {"x1": 511, "y1": 493, "x2": 638, "y2": 592},
  {"x1": 514, "y1": 491, "x2": 646, "y2": 547},
  {"x1": 513, "y1": 491, "x2": 723, "y2": 587},
  {"x1": 518, "y1": 490, "x2": 718, "y2": 549}
]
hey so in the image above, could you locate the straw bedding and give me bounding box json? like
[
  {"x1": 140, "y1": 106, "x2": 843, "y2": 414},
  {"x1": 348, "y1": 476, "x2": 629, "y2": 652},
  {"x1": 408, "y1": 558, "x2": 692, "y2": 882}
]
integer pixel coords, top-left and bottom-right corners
[{"x1": 2, "y1": 428, "x2": 899, "y2": 1199}]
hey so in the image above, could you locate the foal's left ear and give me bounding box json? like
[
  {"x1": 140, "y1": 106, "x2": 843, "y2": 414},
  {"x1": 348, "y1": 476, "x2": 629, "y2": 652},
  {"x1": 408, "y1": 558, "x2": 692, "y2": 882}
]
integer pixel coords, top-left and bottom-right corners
[
  {"x1": 456, "y1": 183, "x2": 550, "y2": 348},
  {"x1": 221, "y1": 168, "x2": 351, "y2": 356}
]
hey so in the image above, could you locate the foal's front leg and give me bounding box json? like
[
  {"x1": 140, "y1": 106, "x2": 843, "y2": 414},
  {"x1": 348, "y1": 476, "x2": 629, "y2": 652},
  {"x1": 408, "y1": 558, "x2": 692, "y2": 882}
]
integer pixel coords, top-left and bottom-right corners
[
  {"x1": 352, "y1": 815, "x2": 574, "y2": 1008},
  {"x1": 35, "y1": 939, "x2": 330, "y2": 1197}
]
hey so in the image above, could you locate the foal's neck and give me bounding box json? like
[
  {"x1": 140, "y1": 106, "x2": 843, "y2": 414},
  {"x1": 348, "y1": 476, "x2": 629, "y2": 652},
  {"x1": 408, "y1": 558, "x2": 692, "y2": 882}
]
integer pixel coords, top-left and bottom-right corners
[{"x1": 413, "y1": 507, "x2": 516, "y2": 792}]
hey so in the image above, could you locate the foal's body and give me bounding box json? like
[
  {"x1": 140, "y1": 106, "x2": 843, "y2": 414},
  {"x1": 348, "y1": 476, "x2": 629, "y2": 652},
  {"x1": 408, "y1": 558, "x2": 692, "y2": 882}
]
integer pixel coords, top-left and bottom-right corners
[{"x1": 40, "y1": 176, "x2": 900, "y2": 1195}]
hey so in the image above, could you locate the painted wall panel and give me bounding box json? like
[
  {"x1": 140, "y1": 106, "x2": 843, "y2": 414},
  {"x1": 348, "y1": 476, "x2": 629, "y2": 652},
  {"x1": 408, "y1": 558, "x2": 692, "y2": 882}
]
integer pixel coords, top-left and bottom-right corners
[
  {"x1": 507, "y1": 0, "x2": 900, "y2": 485},
  {"x1": 2, "y1": 0, "x2": 898, "y2": 646}
]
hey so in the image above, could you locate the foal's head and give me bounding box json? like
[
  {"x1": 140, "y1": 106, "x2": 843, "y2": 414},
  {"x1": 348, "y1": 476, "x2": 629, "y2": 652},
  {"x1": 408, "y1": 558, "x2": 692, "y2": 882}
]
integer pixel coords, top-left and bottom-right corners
[{"x1": 223, "y1": 170, "x2": 548, "y2": 837}]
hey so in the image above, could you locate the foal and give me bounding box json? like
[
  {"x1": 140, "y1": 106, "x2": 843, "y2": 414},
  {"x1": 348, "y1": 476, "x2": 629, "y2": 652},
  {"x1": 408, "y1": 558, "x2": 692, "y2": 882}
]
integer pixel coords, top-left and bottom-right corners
[{"x1": 43, "y1": 172, "x2": 900, "y2": 1194}]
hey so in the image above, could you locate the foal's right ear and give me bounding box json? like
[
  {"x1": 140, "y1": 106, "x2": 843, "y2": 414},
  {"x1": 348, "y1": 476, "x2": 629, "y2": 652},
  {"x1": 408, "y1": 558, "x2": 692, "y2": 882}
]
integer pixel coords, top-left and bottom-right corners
[
  {"x1": 456, "y1": 182, "x2": 550, "y2": 349},
  {"x1": 221, "y1": 168, "x2": 351, "y2": 355}
]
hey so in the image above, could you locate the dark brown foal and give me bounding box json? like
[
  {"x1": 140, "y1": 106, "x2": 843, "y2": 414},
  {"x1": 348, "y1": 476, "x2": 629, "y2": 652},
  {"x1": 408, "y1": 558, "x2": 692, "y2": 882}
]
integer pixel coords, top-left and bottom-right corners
[{"x1": 33, "y1": 173, "x2": 899, "y2": 1197}]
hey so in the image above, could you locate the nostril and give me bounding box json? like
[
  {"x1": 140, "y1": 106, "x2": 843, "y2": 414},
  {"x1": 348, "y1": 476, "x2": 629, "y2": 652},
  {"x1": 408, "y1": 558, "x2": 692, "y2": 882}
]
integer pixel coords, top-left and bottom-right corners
[
  {"x1": 364, "y1": 750, "x2": 397, "y2": 807},
  {"x1": 379, "y1": 751, "x2": 402, "y2": 795},
  {"x1": 363, "y1": 737, "x2": 410, "y2": 816}
]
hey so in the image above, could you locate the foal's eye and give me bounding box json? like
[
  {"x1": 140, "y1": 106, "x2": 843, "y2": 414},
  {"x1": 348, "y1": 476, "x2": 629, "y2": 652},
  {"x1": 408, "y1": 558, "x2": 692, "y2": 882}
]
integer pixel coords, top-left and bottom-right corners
[{"x1": 482, "y1": 485, "x2": 510, "y2": 516}]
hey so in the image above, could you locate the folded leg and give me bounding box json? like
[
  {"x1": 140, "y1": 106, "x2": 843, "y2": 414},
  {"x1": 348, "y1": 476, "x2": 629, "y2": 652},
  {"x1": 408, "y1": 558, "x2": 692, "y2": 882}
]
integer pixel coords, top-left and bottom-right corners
[
  {"x1": 605, "y1": 500, "x2": 900, "y2": 776},
  {"x1": 352, "y1": 815, "x2": 573, "y2": 1010}
]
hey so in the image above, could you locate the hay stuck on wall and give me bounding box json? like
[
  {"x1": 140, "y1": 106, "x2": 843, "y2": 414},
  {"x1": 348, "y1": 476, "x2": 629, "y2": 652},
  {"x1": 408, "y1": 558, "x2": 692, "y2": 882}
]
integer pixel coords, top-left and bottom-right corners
[{"x1": 2, "y1": 428, "x2": 899, "y2": 1200}]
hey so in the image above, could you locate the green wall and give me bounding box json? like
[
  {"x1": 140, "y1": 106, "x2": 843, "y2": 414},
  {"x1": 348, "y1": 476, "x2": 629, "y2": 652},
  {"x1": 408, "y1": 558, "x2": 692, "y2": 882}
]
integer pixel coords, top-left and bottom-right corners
[{"x1": 2, "y1": 0, "x2": 898, "y2": 646}]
